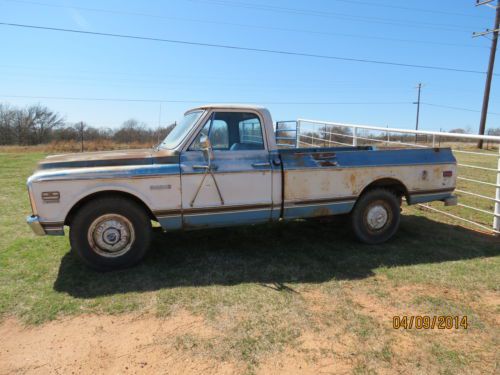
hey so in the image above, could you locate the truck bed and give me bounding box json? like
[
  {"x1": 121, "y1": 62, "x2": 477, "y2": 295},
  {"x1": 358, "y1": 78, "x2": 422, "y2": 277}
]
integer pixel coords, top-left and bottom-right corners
[{"x1": 277, "y1": 146, "x2": 457, "y2": 219}]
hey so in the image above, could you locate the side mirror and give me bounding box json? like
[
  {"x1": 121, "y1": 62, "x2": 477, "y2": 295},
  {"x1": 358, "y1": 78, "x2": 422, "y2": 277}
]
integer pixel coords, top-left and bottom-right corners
[{"x1": 199, "y1": 135, "x2": 214, "y2": 161}]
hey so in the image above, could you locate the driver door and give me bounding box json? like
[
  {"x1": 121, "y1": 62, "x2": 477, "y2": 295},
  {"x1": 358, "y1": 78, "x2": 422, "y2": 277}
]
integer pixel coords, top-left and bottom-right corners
[{"x1": 180, "y1": 111, "x2": 273, "y2": 228}]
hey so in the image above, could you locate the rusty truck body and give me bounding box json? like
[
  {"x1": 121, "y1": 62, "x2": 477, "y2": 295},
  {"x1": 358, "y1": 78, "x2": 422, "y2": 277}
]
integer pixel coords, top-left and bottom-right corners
[{"x1": 26, "y1": 105, "x2": 457, "y2": 270}]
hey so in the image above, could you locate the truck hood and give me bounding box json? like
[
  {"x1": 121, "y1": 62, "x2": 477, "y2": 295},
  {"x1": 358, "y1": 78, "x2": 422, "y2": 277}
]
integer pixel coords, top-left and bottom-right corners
[{"x1": 37, "y1": 149, "x2": 178, "y2": 170}]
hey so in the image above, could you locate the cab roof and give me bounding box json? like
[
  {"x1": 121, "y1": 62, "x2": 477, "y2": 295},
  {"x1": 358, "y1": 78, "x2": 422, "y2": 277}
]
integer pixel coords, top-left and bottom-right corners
[{"x1": 185, "y1": 104, "x2": 268, "y2": 114}]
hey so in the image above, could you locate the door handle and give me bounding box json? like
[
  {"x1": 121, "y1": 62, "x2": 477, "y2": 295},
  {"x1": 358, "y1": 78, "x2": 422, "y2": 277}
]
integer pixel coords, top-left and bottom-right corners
[
  {"x1": 252, "y1": 162, "x2": 271, "y2": 168},
  {"x1": 193, "y1": 164, "x2": 218, "y2": 171},
  {"x1": 193, "y1": 165, "x2": 209, "y2": 170}
]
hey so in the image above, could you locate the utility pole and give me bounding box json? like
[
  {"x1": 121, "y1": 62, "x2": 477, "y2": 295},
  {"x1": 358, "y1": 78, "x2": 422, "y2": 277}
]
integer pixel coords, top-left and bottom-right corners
[
  {"x1": 474, "y1": 0, "x2": 500, "y2": 149},
  {"x1": 413, "y1": 83, "x2": 422, "y2": 144},
  {"x1": 158, "y1": 103, "x2": 162, "y2": 128},
  {"x1": 157, "y1": 103, "x2": 163, "y2": 145},
  {"x1": 79, "y1": 122, "x2": 84, "y2": 152}
]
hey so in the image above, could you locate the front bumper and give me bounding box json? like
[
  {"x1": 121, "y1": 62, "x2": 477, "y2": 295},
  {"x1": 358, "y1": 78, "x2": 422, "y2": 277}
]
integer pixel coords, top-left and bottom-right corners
[{"x1": 26, "y1": 215, "x2": 46, "y2": 236}]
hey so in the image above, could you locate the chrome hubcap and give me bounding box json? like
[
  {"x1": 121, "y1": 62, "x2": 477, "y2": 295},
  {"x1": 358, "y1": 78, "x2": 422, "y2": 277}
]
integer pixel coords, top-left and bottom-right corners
[
  {"x1": 366, "y1": 204, "x2": 389, "y2": 230},
  {"x1": 88, "y1": 214, "x2": 135, "y2": 257}
]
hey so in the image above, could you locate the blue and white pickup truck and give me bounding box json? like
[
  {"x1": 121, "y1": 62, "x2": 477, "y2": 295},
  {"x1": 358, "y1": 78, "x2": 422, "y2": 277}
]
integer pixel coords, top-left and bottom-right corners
[{"x1": 26, "y1": 105, "x2": 457, "y2": 270}]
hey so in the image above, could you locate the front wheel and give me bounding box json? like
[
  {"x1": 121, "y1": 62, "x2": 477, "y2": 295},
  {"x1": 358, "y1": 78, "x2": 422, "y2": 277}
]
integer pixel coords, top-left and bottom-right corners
[
  {"x1": 350, "y1": 189, "x2": 401, "y2": 244},
  {"x1": 69, "y1": 197, "x2": 152, "y2": 271}
]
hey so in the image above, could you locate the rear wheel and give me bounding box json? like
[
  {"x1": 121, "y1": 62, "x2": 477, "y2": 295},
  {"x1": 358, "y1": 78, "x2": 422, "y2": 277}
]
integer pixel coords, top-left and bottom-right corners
[
  {"x1": 69, "y1": 197, "x2": 152, "y2": 271},
  {"x1": 351, "y1": 189, "x2": 401, "y2": 244}
]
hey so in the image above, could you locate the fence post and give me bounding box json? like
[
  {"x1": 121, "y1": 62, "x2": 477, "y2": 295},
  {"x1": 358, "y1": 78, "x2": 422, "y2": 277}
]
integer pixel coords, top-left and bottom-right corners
[
  {"x1": 352, "y1": 127, "x2": 358, "y2": 147},
  {"x1": 323, "y1": 124, "x2": 327, "y2": 147},
  {"x1": 296, "y1": 120, "x2": 301, "y2": 148},
  {"x1": 494, "y1": 146, "x2": 500, "y2": 233}
]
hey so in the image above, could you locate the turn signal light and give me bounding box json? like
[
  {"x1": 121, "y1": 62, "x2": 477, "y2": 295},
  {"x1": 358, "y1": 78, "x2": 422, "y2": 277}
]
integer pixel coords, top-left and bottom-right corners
[{"x1": 443, "y1": 171, "x2": 453, "y2": 178}]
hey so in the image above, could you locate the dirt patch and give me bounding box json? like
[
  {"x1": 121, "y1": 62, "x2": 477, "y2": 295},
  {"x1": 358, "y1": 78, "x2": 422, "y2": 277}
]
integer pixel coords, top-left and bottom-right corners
[
  {"x1": 298, "y1": 283, "x2": 499, "y2": 375},
  {"x1": 1, "y1": 283, "x2": 497, "y2": 375},
  {"x1": 258, "y1": 347, "x2": 354, "y2": 375},
  {"x1": 0, "y1": 312, "x2": 236, "y2": 375}
]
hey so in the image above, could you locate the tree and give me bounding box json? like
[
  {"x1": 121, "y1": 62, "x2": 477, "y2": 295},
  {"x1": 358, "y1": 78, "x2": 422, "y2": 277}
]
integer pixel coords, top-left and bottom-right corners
[
  {"x1": 29, "y1": 105, "x2": 65, "y2": 144},
  {"x1": 3, "y1": 104, "x2": 65, "y2": 145},
  {"x1": 114, "y1": 119, "x2": 148, "y2": 143},
  {"x1": 0, "y1": 104, "x2": 16, "y2": 145}
]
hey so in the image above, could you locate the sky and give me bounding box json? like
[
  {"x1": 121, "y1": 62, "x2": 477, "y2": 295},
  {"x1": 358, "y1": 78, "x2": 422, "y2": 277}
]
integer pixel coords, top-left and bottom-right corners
[{"x1": 0, "y1": 0, "x2": 499, "y2": 132}]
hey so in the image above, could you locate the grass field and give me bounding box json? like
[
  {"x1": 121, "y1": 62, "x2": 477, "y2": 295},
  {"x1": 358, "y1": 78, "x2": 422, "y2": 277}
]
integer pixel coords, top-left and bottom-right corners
[{"x1": 0, "y1": 151, "x2": 499, "y2": 374}]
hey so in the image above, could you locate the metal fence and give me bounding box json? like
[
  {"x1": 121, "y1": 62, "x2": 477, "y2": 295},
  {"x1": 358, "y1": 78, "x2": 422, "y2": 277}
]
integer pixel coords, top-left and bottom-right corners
[{"x1": 275, "y1": 119, "x2": 500, "y2": 234}]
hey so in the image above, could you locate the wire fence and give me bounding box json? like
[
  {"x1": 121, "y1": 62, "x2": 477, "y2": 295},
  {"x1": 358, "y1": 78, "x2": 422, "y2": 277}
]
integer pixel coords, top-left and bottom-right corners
[{"x1": 275, "y1": 119, "x2": 500, "y2": 235}]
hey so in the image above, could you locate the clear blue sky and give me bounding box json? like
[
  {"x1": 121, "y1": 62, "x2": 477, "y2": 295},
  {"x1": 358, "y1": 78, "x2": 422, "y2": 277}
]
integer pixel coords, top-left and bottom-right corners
[{"x1": 0, "y1": 0, "x2": 498, "y2": 132}]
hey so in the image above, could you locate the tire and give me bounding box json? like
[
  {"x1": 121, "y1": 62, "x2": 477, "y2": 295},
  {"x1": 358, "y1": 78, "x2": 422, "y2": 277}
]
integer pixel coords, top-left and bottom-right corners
[
  {"x1": 350, "y1": 189, "x2": 401, "y2": 244},
  {"x1": 69, "y1": 197, "x2": 152, "y2": 271}
]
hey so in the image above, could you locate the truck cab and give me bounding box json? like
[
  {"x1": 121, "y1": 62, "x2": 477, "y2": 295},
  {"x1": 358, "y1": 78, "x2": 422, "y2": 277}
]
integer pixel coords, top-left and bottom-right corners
[{"x1": 169, "y1": 105, "x2": 281, "y2": 229}]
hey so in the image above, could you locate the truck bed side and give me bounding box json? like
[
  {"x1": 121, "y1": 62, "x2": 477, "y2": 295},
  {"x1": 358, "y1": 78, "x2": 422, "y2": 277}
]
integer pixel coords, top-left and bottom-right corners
[{"x1": 278, "y1": 147, "x2": 456, "y2": 219}]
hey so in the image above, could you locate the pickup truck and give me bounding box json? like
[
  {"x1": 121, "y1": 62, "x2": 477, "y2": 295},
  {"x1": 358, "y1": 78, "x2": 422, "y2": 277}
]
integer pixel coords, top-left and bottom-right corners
[{"x1": 26, "y1": 105, "x2": 457, "y2": 270}]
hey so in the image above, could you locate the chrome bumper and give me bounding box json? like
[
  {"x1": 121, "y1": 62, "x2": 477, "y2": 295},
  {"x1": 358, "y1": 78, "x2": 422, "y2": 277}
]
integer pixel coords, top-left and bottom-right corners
[
  {"x1": 26, "y1": 215, "x2": 46, "y2": 236},
  {"x1": 442, "y1": 195, "x2": 458, "y2": 206}
]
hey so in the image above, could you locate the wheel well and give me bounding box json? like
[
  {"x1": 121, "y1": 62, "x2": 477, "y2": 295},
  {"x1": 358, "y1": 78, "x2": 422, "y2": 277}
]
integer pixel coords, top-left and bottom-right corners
[
  {"x1": 64, "y1": 190, "x2": 156, "y2": 226},
  {"x1": 359, "y1": 178, "x2": 409, "y2": 201}
]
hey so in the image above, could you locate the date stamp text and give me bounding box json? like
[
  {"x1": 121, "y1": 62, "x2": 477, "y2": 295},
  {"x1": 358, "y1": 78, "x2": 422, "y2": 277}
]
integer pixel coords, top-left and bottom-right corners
[{"x1": 393, "y1": 315, "x2": 468, "y2": 330}]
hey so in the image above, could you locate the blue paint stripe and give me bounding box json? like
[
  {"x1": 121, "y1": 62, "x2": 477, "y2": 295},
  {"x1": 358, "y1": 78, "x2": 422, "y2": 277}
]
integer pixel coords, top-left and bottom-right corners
[
  {"x1": 32, "y1": 164, "x2": 180, "y2": 182},
  {"x1": 284, "y1": 201, "x2": 355, "y2": 219},
  {"x1": 281, "y1": 148, "x2": 456, "y2": 170},
  {"x1": 408, "y1": 192, "x2": 453, "y2": 205},
  {"x1": 183, "y1": 209, "x2": 271, "y2": 229},
  {"x1": 158, "y1": 216, "x2": 183, "y2": 230}
]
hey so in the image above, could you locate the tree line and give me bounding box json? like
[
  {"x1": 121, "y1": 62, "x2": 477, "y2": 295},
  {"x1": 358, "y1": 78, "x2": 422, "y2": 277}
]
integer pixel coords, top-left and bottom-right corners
[
  {"x1": 0, "y1": 104, "x2": 175, "y2": 146},
  {"x1": 1, "y1": 103, "x2": 499, "y2": 148}
]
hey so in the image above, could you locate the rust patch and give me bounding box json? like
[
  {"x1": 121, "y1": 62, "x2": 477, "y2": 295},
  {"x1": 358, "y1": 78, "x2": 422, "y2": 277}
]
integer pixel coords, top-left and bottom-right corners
[
  {"x1": 349, "y1": 173, "x2": 356, "y2": 188},
  {"x1": 432, "y1": 166, "x2": 442, "y2": 179},
  {"x1": 319, "y1": 161, "x2": 337, "y2": 167},
  {"x1": 311, "y1": 207, "x2": 333, "y2": 217},
  {"x1": 312, "y1": 152, "x2": 336, "y2": 160},
  {"x1": 292, "y1": 153, "x2": 307, "y2": 167},
  {"x1": 285, "y1": 171, "x2": 311, "y2": 199},
  {"x1": 319, "y1": 177, "x2": 331, "y2": 192}
]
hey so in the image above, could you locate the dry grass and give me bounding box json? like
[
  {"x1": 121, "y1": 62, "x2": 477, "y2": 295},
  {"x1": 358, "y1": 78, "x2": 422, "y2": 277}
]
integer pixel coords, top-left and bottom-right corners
[
  {"x1": 0, "y1": 150, "x2": 499, "y2": 374},
  {"x1": 0, "y1": 140, "x2": 154, "y2": 153}
]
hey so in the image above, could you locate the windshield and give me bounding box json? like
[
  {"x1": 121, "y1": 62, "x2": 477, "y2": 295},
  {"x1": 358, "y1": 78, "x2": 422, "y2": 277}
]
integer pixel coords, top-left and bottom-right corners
[{"x1": 159, "y1": 110, "x2": 205, "y2": 149}]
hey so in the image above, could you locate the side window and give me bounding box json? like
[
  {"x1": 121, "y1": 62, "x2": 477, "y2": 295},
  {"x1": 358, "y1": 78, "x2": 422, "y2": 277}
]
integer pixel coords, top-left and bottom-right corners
[
  {"x1": 190, "y1": 120, "x2": 210, "y2": 151},
  {"x1": 190, "y1": 117, "x2": 229, "y2": 150},
  {"x1": 189, "y1": 112, "x2": 265, "y2": 151},
  {"x1": 238, "y1": 118, "x2": 264, "y2": 149},
  {"x1": 210, "y1": 120, "x2": 229, "y2": 149}
]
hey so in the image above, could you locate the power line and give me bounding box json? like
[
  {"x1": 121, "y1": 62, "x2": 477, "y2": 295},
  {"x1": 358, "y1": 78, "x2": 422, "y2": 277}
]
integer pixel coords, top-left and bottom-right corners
[
  {"x1": 3, "y1": 94, "x2": 499, "y2": 116},
  {"x1": 0, "y1": 0, "x2": 486, "y2": 49},
  {"x1": 422, "y1": 102, "x2": 500, "y2": 116},
  {"x1": 330, "y1": 0, "x2": 489, "y2": 19},
  {"x1": 0, "y1": 94, "x2": 413, "y2": 105},
  {"x1": 0, "y1": 22, "x2": 495, "y2": 76},
  {"x1": 187, "y1": 0, "x2": 473, "y2": 32}
]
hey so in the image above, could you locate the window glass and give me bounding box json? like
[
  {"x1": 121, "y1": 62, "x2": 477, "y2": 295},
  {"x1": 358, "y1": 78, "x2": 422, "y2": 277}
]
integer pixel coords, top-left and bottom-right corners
[
  {"x1": 189, "y1": 112, "x2": 264, "y2": 151},
  {"x1": 159, "y1": 110, "x2": 204, "y2": 149},
  {"x1": 190, "y1": 118, "x2": 229, "y2": 150},
  {"x1": 189, "y1": 120, "x2": 210, "y2": 151},
  {"x1": 238, "y1": 118, "x2": 264, "y2": 148},
  {"x1": 210, "y1": 120, "x2": 229, "y2": 149}
]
